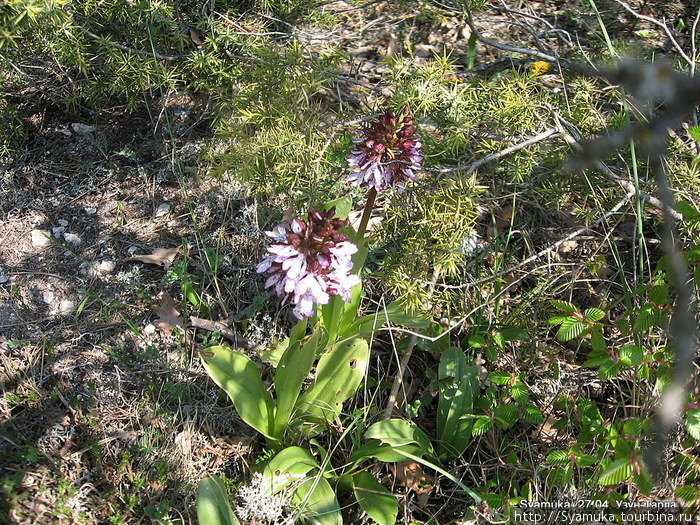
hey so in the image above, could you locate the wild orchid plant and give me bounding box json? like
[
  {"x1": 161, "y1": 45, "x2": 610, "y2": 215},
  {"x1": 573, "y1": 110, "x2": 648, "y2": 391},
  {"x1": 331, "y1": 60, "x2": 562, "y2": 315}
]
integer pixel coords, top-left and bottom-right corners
[{"x1": 196, "y1": 108, "x2": 451, "y2": 525}]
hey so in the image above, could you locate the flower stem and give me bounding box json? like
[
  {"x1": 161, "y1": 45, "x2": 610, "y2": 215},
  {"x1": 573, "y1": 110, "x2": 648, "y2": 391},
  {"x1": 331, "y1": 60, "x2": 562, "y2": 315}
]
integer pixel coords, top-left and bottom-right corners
[{"x1": 357, "y1": 187, "x2": 377, "y2": 240}]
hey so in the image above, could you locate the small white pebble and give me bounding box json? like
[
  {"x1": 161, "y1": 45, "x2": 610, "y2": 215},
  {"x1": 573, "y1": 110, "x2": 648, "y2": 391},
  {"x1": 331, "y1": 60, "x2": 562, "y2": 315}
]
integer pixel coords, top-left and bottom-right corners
[
  {"x1": 52, "y1": 226, "x2": 66, "y2": 236},
  {"x1": 58, "y1": 219, "x2": 69, "y2": 227},
  {"x1": 31, "y1": 229, "x2": 51, "y2": 248},
  {"x1": 42, "y1": 290, "x2": 55, "y2": 304},
  {"x1": 85, "y1": 207, "x2": 97, "y2": 215},
  {"x1": 63, "y1": 233, "x2": 81, "y2": 245},
  {"x1": 155, "y1": 203, "x2": 171, "y2": 217},
  {"x1": 143, "y1": 323, "x2": 157, "y2": 335},
  {"x1": 58, "y1": 300, "x2": 76, "y2": 314}
]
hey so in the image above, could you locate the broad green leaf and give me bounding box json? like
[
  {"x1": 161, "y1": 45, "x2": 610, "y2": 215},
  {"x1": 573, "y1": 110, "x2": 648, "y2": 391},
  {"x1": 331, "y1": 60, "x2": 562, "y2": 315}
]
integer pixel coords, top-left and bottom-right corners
[
  {"x1": 467, "y1": 333, "x2": 487, "y2": 347},
  {"x1": 273, "y1": 327, "x2": 327, "y2": 438},
  {"x1": 201, "y1": 346, "x2": 274, "y2": 439},
  {"x1": 598, "y1": 458, "x2": 633, "y2": 485},
  {"x1": 491, "y1": 330, "x2": 505, "y2": 350},
  {"x1": 685, "y1": 409, "x2": 700, "y2": 439},
  {"x1": 335, "y1": 238, "x2": 369, "y2": 338},
  {"x1": 546, "y1": 450, "x2": 570, "y2": 465},
  {"x1": 197, "y1": 476, "x2": 240, "y2": 525},
  {"x1": 319, "y1": 295, "x2": 345, "y2": 343},
  {"x1": 297, "y1": 338, "x2": 369, "y2": 422},
  {"x1": 437, "y1": 347, "x2": 478, "y2": 460},
  {"x1": 349, "y1": 300, "x2": 430, "y2": 337},
  {"x1": 348, "y1": 440, "x2": 424, "y2": 466},
  {"x1": 556, "y1": 318, "x2": 587, "y2": 341},
  {"x1": 584, "y1": 308, "x2": 605, "y2": 322},
  {"x1": 364, "y1": 419, "x2": 434, "y2": 457},
  {"x1": 498, "y1": 326, "x2": 529, "y2": 342},
  {"x1": 262, "y1": 447, "x2": 320, "y2": 494},
  {"x1": 550, "y1": 300, "x2": 579, "y2": 313},
  {"x1": 294, "y1": 476, "x2": 342, "y2": 525},
  {"x1": 353, "y1": 472, "x2": 397, "y2": 525},
  {"x1": 321, "y1": 195, "x2": 354, "y2": 220},
  {"x1": 260, "y1": 320, "x2": 308, "y2": 367}
]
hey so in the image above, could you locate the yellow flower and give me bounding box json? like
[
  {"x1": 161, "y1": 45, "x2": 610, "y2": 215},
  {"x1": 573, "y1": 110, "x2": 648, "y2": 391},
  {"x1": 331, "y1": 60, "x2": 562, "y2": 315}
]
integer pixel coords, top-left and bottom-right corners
[{"x1": 530, "y1": 61, "x2": 550, "y2": 77}]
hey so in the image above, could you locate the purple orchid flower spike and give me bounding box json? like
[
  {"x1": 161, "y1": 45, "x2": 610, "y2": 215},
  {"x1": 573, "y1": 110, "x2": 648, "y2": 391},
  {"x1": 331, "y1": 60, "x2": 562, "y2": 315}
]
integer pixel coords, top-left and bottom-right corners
[
  {"x1": 346, "y1": 106, "x2": 423, "y2": 192},
  {"x1": 256, "y1": 208, "x2": 361, "y2": 319}
]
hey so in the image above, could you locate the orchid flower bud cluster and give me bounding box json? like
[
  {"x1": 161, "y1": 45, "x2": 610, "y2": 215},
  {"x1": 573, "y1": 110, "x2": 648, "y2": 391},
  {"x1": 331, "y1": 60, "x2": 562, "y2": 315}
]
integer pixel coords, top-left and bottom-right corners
[
  {"x1": 256, "y1": 208, "x2": 361, "y2": 320},
  {"x1": 346, "y1": 106, "x2": 423, "y2": 192}
]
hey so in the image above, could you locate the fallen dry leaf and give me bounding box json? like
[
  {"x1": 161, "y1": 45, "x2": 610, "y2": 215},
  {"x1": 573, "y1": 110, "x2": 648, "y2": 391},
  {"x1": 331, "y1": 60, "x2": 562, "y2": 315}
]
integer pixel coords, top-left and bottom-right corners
[
  {"x1": 190, "y1": 316, "x2": 252, "y2": 348},
  {"x1": 152, "y1": 292, "x2": 183, "y2": 333},
  {"x1": 390, "y1": 460, "x2": 434, "y2": 507},
  {"x1": 129, "y1": 247, "x2": 181, "y2": 270}
]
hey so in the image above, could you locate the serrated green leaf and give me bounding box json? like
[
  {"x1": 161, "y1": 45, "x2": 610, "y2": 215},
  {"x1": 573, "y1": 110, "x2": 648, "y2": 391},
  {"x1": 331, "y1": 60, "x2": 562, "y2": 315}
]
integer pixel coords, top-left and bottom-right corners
[
  {"x1": 547, "y1": 315, "x2": 570, "y2": 326},
  {"x1": 201, "y1": 346, "x2": 274, "y2": 439},
  {"x1": 633, "y1": 306, "x2": 664, "y2": 332},
  {"x1": 521, "y1": 405, "x2": 543, "y2": 424},
  {"x1": 353, "y1": 472, "x2": 397, "y2": 525},
  {"x1": 619, "y1": 345, "x2": 643, "y2": 367},
  {"x1": 556, "y1": 318, "x2": 587, "y2": 341},
  {"x1": 489, "y1": 371, "x2": 512, "y2": 385},
  {"x1": 491, "y1": 330, "x2": 505, "y2": 350},
  {"x1": 550, "y1": 300, "x2": 579, "y2": 313},
  {"x1": 634, "y1": 467, "x2": 653, "y2": 495},
  {"x1": 471, "y1": 415, "x2": 492, "y2": 435},
  {"x1": 511, "y1": 382, "x2": 529, "y2": 405},
  {"x1": 598, "y1": 359, "x2": 621, "y2": 380},
  {"x1": 584, "y1": 308, "x2": 605, "y2": 322},
  {"x1": 591, "y1": 329, "x2": 606, "y2": 352},
  {"x1": 688, "y1": 126, "x2": 700, "y2": 143},
  {"x1": 583, "y1": 349, "x2": 610, "y2": 368},
  {"x1": 598, "y1": 458, "x2": 633, "y2": 485},
  {"x1": 546, "y1": 450, "x2": 570, "y2": 465},
  {"x1": 467, "y1": 333, "x2": 487, "y2": 348},
  {"x1": 197, "y1": 476, "x2": 240, "y2": 525},
  {"x1": 494, "y1": 404, "x2": 518, "y2": 427},
  {"x1": 622, "y1": 419, "x2": 643, "y2": 437},
  {"x1": 675, "y1": 485, "x2": 700, "y2": 505},
  {"x1": 685, "y1": 409, "x2": 700, "y2": 439},
  {"x1": 648, "y1": 284, "x2": 670, "y2": 306}
]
